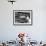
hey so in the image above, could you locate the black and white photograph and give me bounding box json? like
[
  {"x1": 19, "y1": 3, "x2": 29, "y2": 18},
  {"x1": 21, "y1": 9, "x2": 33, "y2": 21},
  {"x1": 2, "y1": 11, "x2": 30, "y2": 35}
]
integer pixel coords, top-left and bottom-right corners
[{"x1": 13, "y1": 10, "x2": 32, "y2": 25}]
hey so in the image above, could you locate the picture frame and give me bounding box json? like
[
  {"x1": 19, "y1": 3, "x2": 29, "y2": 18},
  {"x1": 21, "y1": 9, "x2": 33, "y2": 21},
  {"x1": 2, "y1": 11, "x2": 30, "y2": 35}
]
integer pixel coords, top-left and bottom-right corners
[{"x1": 13, "y1": 10, "x2": 33, "y2": 26}]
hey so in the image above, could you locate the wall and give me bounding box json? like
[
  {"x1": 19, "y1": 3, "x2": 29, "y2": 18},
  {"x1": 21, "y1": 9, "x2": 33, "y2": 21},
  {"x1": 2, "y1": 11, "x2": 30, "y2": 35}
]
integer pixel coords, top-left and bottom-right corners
[{"x1": 0, "y1": 0, "x2": 46, "y2": 42}]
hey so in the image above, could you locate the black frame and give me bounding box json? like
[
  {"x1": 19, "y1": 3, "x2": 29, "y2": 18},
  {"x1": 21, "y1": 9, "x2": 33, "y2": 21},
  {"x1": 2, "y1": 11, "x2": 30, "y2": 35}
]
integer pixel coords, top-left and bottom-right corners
[{"x1": 13, "y1": 10, "x2": 33, "y2": 26}]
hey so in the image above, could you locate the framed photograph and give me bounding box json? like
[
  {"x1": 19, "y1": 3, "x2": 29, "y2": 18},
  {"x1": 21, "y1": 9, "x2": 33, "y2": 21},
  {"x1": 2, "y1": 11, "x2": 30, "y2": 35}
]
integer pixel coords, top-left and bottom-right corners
[{"x1": 13, "y1": 10, "x2": 32, "y2": 25}]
